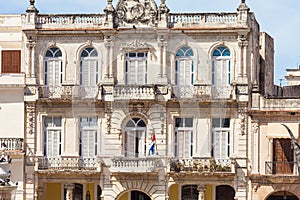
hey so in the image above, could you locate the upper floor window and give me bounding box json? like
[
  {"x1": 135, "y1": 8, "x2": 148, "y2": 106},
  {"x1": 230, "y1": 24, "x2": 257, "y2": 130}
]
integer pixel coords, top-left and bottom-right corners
[
  {"x1": 44, "y1": 117, "x2": 62, "y2": 158},
  {"x1": 124, "y1": 118, "x2": 147, "y2": 157},
  {"x1": 212, "y1": 47, "x2": 231, "y2": 87},
  {"x1": 1, "y1": 50, "x2": 21, "y2": 73},
  {"x1": 125, "y1": 52, "x2": 148, "y2": 85},
  {"x1": 44, "y1": 47, "x2": 62, "y2": 87},
  {"x1": 79, "y1": 117, "x2": 98, "y2": 158},
  {"x1": 80, "y1": 48, "x2": 98, "y2": 87},
  {"x1": 211, "y1": 118, "x2": 230, "y2": 160},
  {"x1": 175, "y1": 47, "x2": 194, "y2": 86},
  {"x1": 174, "y1": 118, "x2": 193, "y2": 159}
]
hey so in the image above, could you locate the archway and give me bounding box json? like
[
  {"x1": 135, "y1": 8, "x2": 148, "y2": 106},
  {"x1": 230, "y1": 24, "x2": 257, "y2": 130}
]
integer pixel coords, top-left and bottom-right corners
[
  {"x1": 267, "y1": 191, "x2": 299, "y2": 200},
  {"x1": 118, "y1": 190, "x2": 151, "y2": 200},
  {"x1": 216, "y1": 185, "x2": 235, "y2": 200}
]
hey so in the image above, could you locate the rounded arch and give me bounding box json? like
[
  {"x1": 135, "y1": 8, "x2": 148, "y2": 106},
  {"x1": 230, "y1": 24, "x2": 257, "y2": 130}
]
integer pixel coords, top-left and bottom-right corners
[
  {"x1": 265, "y1": 191, "x2": 299, "y2": 200},
  {"x1": 116, "y1": 189, "x2": 152, "y2": 200},
  {"x1": 120, "y1": 112, "x2": 151, "y2": 132},
  {"x1": 216, "y1": 185, "x2": 235, "y2": 200},
  {"x1": 175, "y1": 46, "x2": 194, "y2": 57},
  {"x1": 208, "y1": 42, "x2": 236, "y2": 60}
]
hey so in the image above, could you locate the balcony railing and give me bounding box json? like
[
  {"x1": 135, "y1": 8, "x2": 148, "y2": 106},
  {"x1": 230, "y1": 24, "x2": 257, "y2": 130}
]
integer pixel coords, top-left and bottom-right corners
[
  {"x1": 36, "y1": 14, "x2": 106, "y2": 29},
  {"x1": 168, "y1": 13, "x2": 238, "y2": 28},
  {"x1": 39, "y1": 86, "x2": 100, "y2": 99},
  {"x1": 37, "y1": 157, "x2": 99, "y2": 171},
  {"x1": 172, "y1": 85, "x2": 234, "y2": 99},
  {"x1": 114, "y1": 85, "x2": 156, "y2": 100},
  {"x1": 0, "y1": 138, "x2": 23, "y2": 151},
  {"x1": 265, "y1": 161, "x2": 297, "y2": 175},
  {"x1": 111, "y1": 157, "x2": 162, "y2": 173},
  {"x1": 169, "y1": 158, "x2": 235, "y2": 173}
]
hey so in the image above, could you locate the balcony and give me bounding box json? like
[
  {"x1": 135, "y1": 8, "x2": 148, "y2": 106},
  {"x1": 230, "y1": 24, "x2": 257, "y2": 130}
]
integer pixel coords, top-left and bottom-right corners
[
  {"x1": 172, "y1": 85, "x2": 235, "y2": 99},
  {"x1": 39, "y1": 85, "x2": 100, "y2": 100},
  {"x1": 37, "y1": 157, "x2": 99, "y2": 171},
  {"x1": 0, "y1": 138, "x2": 23, "y2": 151},
  {"x1": 168, "y1": 13, "x2": 238, "y2": 28},
  {"x1": 169, "y1": 158, "x2": 235, "y2": 174},
  {"x1": 114, "y1": 85, "x2": 156, "y2": 100},
  {"x1": 265, "y1": 161, "x2": 298, "y2": 175},
  {"x1": 110, "y1": 157, "x2": 163, "y2": 173},
  {"x1": 0, "y1": 74, "x2": 25, "y2": 88},
  {"x1": 36, "y1": 14, "x2": 106, "y2": 29}
]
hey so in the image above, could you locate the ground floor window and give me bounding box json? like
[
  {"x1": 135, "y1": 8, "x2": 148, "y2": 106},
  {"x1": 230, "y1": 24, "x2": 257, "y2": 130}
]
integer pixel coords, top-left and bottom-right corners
[
  {"x1": 182, "y1": 185, "x2": 198, "y2": 200},
  {"x1": 216, "y1": 185, "x2": 235, "y2": 200}
]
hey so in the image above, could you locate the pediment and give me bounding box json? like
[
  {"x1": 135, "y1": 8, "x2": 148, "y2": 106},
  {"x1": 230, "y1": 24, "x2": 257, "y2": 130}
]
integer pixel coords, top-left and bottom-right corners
[{"x1": 115, "y1": 0, "x2": 158, "y2": 27}]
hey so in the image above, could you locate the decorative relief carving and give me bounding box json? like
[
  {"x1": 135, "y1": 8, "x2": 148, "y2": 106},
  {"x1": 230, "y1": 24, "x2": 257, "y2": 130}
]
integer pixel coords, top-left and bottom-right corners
[
  {"x1": 239, "y1": 109, "x2": 247, "y2": 136},
  {"x1": 116, "y1": 0, "x2": 158, "y2": 26},
  {"x1": 26, "y1": 103, "x2": 36, "y2": 135},
  {"x1": 120, "y1": 40, "x2": 154, "y2": 51}
]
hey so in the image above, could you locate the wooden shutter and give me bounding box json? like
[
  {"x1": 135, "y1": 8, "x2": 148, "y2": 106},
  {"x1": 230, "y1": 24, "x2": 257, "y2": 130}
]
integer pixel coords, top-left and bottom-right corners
[
  {"x1": 126, "y1": 130, "x2": 135, "y2": 157},
  {"x1": 46, "y1": 131, "x2": 61, "y2": 158},
  {"x1": 273, "y1": 139, "x2": 294, "y2": 174},
  {"x1": 213, "y1": 130, "x2": 229, "y2": 160},
  {"x1": 81, "y1": 130, "x2": 96, "y2": 158},
  {"x1": 1, "y1": 50, "x2": 21, "y2": 73}
]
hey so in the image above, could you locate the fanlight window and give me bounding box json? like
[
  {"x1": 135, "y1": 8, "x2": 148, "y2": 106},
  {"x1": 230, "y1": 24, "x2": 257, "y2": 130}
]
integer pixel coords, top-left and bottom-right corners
[
  {"x1": 175, "y1": 46, "x2": 194, "y2": 86},
  {"x1": 44, "y1": 47, "x2": 63, "y2": 87},
  {"x1": 80, "y1": 48, "x2": 99, "y2": 86}
]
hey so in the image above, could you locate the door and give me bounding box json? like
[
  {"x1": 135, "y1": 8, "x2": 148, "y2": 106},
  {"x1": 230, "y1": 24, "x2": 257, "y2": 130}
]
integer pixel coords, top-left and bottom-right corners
[
  {"x1": 273, "y1": 139, "x2": 294, "y2": 174},
  {"x1": 216, "y1": 185, "x2": 235, "y2": 200}
]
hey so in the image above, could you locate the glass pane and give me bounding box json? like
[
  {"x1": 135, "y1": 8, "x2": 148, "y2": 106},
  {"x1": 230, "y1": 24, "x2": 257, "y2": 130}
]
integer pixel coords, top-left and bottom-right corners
[
  {"x1": 81, "y1": 50, "x2": 89, "y2": 57},
  {"x1": 185, "y1": 118, "x2": 193, "y2": 127},
  {"x1": 175, "y1": 118, "x2": 183, "y2": 127},
  {"x1": 90, "y1": 49, "x2": 98, "y2": 57},
  {"x1": 45, "y1": 50, "x2": 53, "y2": 57},
  {"x1": 54, "y1": 117, "x2": 62, "y2": 127},
  {"x1": 54, "y1": 49, "x2": 62, "y2": 57}
]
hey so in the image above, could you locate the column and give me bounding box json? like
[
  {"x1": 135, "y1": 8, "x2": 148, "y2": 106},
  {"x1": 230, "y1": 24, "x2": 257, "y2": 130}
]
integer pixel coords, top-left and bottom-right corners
[
  {"x1": 162, "y1": 44, "x2": 167, "y2": 77},
  {"x1": 243, "y1": 41, "x2": 248, "y2": 77},
  {"x1": 65, "y1": 184, "x2": 74, "y2": 200},
  {"x1": 158, "y1": 43, "x2": 163, "y2": 77},
  {"x1": 198, "y1": 185, "x2": 206, "y2": 200},
  {"x1": 109, "y1": 42, "x2": 113, "y2": 78},
  {"x1": 26, "y1": 38, "x2": 35, "y2": 77},
  {"x1": 104, "y1": 37, "x2": 111, "y2": 78},
  {"x1": 238, "y1": 41, "x2": 243, "y2": 77},
  {"x1": 252, "y1": 122, "x2": 259, "y2": 174}
]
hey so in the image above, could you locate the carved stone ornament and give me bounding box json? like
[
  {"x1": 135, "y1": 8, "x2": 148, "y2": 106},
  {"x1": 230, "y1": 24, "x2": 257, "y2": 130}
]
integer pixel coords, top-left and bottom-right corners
[
  {"x1": 116, "y1": 0, "x2": 158, "y2": 26},
  {"x1": 120, "y1": 40, "x2": 154, "y2": 52}
]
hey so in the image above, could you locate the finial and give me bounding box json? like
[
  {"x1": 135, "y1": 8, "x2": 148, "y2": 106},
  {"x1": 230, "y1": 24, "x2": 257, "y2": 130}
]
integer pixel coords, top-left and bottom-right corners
[
  {"x1": 26, "y1": 0, "x2": 39, "y2": 13},
  {"x1": 242, "y1": 0, "x2": 245, "y2": 3}
]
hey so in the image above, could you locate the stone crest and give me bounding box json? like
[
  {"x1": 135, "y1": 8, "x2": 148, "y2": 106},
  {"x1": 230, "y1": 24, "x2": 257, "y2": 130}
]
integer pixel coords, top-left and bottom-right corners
[{"x1": 116, "y1": 0, "x2": 158, "y2": 26}]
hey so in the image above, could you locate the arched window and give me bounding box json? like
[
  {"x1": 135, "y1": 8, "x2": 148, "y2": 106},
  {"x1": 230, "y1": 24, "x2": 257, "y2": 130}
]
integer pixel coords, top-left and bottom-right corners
[
  {"x1": 182, "y1": 185, "x2": 198, "y2": 200},
  {"x1": 175, "y1": 46, "x2": 194, "y2": 86},
  {"x1": 212, "y1": 46, "x2": 231, "y2": 87},
  {"x1": 80, "y1": 48, "x2": 99, "y2": 86},
  {"x1": 44, "y1": 47, "x2": 62, "y2": 87},
  {"x1": 124, "y1": 118, "x2": 147, "y2": 157}
]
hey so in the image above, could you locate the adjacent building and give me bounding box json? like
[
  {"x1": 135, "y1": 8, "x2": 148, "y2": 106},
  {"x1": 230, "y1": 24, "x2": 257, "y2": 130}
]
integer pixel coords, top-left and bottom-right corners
[
  {"x1": 0, "y1": 14, "x2": 25, "y2": 200},
  {"x1": 0, "y1": 0, "x2": 299, "y2": 199}
]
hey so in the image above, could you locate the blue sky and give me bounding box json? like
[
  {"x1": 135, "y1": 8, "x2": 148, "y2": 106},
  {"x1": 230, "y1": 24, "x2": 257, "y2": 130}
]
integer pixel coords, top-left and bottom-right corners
[{"x1": 1, "y1": 0, "x2": 299, "y2": 85}]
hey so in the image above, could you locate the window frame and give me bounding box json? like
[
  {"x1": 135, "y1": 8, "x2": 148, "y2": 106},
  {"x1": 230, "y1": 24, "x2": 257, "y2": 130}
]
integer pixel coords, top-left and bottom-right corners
[
  {"x1": 79, "y1": 117, "x2": 98, "y2": 158},
  {"x1": 43, "y1": 116, "x2": 62, "y2": 158},
  {"x1": 175, "y1": 47, "x2": 194, "y2": 86},
  {"x1": 125, "y1": 52, "x2": 148, "y2": 85}
]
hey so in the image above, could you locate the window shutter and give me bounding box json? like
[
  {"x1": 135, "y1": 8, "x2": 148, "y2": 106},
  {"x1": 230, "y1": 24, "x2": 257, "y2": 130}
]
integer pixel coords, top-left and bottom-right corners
[
  {"x1": 184, "y1": 131, "x2": 191, "y2": 158},
  {"x1": 137, "y1": 60, "x2": 146, "y2": 84},
  {"x1": 213, "y1": 130, "x2": 229, "y2": 160},
  {"x1": 1, "y1": 50, "x2": 21, "y2": 73},
  {"x1": 47, "y1": 131, "x2": 60, "y2": 158},
  {"x1": 128, "y1": 61, "x2": 136, "y2": 84},
  {"x1": 89, "y1": 60, "x2": 97, "y2": 86},
  {"x1": 126, "y1": 131, "x2": 135, "y2": 157},
  {"x1": 81, "y1": 60, "x2": 90, "y2": 86}
]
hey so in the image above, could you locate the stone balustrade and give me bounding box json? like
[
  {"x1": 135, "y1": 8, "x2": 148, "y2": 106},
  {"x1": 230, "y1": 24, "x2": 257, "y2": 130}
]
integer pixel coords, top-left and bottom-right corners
[
  {"x1": 0, "y1": 74, "x2": 25, "y2": 88},
  {"x1": 169, "y1": 158, "x2": 235, "y2": 173},
  {"x1": 0, "y1": 138, "x2": 23, "y2": 151},
  {"x1": 36, "y1": 14, "x2": 106, "y2": 28},
  {"x1": 111, "y1": 157, "x2": 162, "y2": 173},
  {"x1": 168, "y1": 13, "x2": 237, "y2": 28},
  {"x1": 37, "y1": 157, "x2": 99, "y2": 171},
  {"x1": 265, "y1": 161, "x2": 298, "y2": 175},
  {"x1": 39, "y1": 85, "x2": 100, "y2": 99},
  {"x1": 114, "y1": 85, "x2": 155, "y2": 100}
]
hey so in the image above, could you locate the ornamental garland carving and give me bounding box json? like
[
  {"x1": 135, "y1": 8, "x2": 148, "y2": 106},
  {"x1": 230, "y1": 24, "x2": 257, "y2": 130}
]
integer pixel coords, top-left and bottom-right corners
[{"x1": 116, "y1": 0, "x2": 158, "y2": 25}]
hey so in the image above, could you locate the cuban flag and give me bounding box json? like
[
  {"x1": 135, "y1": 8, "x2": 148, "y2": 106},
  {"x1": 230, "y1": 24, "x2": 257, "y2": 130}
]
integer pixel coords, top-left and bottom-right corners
[{"x1": 148, "y1": 134, "x2": 156, "y2": 155}]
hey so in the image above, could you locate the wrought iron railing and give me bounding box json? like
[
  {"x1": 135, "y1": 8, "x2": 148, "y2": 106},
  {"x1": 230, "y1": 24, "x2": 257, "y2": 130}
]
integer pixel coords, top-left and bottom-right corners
[
  {"x1": 169, "y1": 158, "x2": 234, "y2": 173},
  {"x1": 0, "y1": 138, "x2": 23, "y2": 151},
  {"x1": 37, "y1": 157, "x2": 99, "y2": 170},
  {"x1": 265, "y1": 161, "x2": 297, "y2": 175},
  {"x1": 111, "y1": 157, "x2": 162, "y2": 172}
]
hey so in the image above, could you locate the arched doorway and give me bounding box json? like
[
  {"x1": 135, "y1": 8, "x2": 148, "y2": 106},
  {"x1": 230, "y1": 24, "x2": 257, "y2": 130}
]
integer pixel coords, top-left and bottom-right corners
[
  {"x1": 118, "y1": 190, "x2": 151, "y2": 200},
  {"x1": 216, "y1": 185, "x2": 235, "y2": 200},
  {"x1": 267, "y1": 191, "x2": 299, "y2": 200}
]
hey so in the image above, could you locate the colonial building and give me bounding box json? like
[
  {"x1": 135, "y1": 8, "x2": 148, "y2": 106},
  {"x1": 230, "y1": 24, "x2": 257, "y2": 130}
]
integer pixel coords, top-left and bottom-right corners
[
  {"x1": 0, "y1": 13, "x2": 25, "y2": 200},
  {"x1": 4, "y1": 0, "x2": 298, "y2": 199}
]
